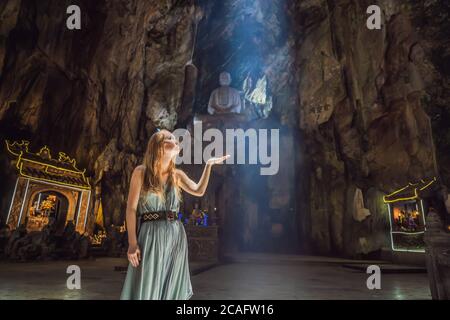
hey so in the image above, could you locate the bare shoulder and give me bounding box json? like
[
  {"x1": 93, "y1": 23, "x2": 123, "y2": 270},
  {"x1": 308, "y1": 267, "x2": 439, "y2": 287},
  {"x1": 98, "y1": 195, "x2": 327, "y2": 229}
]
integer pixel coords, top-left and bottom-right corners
[
  {"x1": 132, "y1": 165, "x2": 145, "y2": 180},
  {"x1": 175, "y1": 168, "x2": 188, "y2": 179},
  {"x1": 135, "y1": 165, "x2": 145, "y2": 172}
]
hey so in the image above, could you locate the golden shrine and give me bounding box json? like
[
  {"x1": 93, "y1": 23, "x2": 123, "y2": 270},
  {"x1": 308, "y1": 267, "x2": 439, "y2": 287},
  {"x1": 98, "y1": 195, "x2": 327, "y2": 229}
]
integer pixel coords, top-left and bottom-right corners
[
  {"x1": 384, "y1": 177, "x2": 437, "y2": 252},
  {"x1": 5, "y1": 140, "x2": 92, "y2": 234}
]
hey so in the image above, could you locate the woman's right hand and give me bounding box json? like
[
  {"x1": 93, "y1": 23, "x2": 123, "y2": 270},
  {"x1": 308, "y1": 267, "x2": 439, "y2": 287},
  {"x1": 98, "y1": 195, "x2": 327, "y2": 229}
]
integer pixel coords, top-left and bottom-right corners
[
  {"x1": 207, "y1": 155, "x2": 230, "y2": 165},
  {"x1": 127, "y1": 243, "x2": 141, "y2": 268}
]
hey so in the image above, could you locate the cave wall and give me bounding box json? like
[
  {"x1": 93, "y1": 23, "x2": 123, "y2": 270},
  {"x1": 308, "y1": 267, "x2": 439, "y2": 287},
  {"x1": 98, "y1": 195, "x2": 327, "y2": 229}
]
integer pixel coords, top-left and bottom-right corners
[
  {"x1": 0, "y1": 0, "x2": 448, "y2": 257},
  {"x1": 291, "y1": 0, "x2": 447, "y2": 256},
  {"x1": 193, "y1": 0, "x2": 297, "y2": 120},
  {"x1": 0, "y1": 0, "x2": 196, "y2": 227},
  {"x1": 190, "y1": 0, "x2": 299, "y2": 254},
  {"x1": 191, "y1": 0, "x2": 448, "y2": 256},
  {"x1": 410, "y1": 0, "x2": 450, "y2": 187}
]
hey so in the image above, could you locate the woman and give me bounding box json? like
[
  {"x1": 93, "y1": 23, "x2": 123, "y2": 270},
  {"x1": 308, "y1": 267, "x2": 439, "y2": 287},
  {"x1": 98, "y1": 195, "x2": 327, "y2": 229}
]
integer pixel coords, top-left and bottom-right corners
[{"x1": 120, "y1": 129, "x2": 228, "y2": 300}]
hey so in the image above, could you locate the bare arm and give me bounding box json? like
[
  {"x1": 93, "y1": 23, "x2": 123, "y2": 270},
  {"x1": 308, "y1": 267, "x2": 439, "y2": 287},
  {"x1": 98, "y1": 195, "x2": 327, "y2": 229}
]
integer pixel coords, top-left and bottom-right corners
[
  {"x1": 177, "y1": 156, "x2": 230, "y2": 197},
  {"x1": 177, "y1": 165, "x2": 212, "y2": 197},
  {"x1": 126, "y1": 165, "x2": 144, "y2": 267}
]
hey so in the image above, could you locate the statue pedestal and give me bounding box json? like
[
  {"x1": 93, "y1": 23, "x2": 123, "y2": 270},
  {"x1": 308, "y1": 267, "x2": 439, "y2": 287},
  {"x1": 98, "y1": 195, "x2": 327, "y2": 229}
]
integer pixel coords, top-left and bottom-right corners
[
  {"x1": 185, "y1": 225, "x2": 219, "y2": 262},
  {"x1": 192, "y1": 113, "x2": 249, "y2": 130},
  {"x1": 424, "y1": 212, "x2": 450, "y2": 299}
]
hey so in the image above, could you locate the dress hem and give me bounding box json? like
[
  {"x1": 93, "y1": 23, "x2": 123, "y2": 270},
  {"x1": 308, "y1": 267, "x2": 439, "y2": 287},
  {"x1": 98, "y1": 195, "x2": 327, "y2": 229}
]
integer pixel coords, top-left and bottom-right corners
[{"x1": 185, "y1": 290, "x2": 194, "y2": 300}]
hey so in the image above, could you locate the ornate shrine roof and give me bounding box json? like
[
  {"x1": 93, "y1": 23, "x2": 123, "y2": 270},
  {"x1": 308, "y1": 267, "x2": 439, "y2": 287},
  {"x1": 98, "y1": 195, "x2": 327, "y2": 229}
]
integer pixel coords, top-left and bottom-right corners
[
  {"x1": 5, "y1": 140, "x2": 91, "y2": 190},
  {"x1": 383, "y1": 177, "x2": 437, "y2": 203}
]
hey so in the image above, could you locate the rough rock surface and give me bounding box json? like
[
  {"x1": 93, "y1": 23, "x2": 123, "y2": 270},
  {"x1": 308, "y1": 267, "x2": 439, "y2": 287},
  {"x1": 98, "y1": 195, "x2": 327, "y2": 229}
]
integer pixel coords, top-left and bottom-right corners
[
  {"x1": 0, "y1": 0, "x2": 197, "y2": 228},
  {"x1": 291, "y1": 0, "x2": 448, "y2": 255}
]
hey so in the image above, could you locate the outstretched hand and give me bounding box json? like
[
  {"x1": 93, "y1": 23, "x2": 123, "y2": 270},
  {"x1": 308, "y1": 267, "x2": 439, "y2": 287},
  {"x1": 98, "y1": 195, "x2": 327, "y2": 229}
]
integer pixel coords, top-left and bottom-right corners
[{"x1": 207, "y1": 155, "x2": 230, "y2": 165}]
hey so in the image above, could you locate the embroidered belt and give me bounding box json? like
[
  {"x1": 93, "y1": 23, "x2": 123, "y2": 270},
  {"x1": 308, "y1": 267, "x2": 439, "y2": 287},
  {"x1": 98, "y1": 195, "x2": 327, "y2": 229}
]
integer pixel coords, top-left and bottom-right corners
[{"x1": 140, "y1": 211, "x2": 178, "y2": 223}]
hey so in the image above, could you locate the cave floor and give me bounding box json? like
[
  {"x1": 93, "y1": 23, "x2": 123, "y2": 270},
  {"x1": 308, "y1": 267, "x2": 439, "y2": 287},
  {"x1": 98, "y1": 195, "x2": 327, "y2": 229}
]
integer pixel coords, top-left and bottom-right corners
[{"x1": 0, "y1": 254, "x2": 431, "y2": 300}]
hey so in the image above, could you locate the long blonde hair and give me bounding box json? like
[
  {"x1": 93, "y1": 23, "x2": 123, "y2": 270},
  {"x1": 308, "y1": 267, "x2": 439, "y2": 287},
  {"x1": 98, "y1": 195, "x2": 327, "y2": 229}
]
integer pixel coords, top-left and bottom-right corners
[{"x1": 141, "y1": 130, "x2": 181, "y2": 200}]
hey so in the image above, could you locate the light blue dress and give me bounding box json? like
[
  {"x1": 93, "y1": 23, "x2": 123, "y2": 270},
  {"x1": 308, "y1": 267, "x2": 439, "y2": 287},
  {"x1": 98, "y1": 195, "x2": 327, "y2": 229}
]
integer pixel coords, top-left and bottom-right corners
[{"x1": 120, "y1": 184, "x2": 193, "y2": 300}]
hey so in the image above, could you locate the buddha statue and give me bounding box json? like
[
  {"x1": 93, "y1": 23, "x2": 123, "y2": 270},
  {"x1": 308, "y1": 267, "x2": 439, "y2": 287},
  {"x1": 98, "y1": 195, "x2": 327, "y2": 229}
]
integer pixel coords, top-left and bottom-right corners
[{"x1": 207, "y1": 72, "x2": 242, "y2": 115}]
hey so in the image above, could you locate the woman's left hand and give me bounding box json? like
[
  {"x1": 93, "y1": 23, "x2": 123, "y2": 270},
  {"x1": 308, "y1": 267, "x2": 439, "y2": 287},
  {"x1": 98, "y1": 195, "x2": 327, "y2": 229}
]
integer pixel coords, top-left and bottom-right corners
[{"x1": 207, "y1": 155, "x2": 230, "y2": 165}]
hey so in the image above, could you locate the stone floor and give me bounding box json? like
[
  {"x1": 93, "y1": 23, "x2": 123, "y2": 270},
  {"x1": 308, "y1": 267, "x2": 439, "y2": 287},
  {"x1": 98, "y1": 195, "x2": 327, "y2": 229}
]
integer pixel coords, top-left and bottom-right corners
[{"x1": 0, "y1": 254, "x2": 431, "y2": 300}]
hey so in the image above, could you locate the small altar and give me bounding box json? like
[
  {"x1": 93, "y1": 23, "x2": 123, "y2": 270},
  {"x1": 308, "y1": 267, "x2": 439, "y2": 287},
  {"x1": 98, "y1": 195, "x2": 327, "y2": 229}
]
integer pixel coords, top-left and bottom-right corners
[
  {"x1": 185, "y1": 225, "x2": 219, "y2": 262},
  {"x1": 4, "y1": 140, "x2": 93, "y2": 235},
  {"x1": 384, "y1": 177, "x2": 437, "y2": 253}
]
